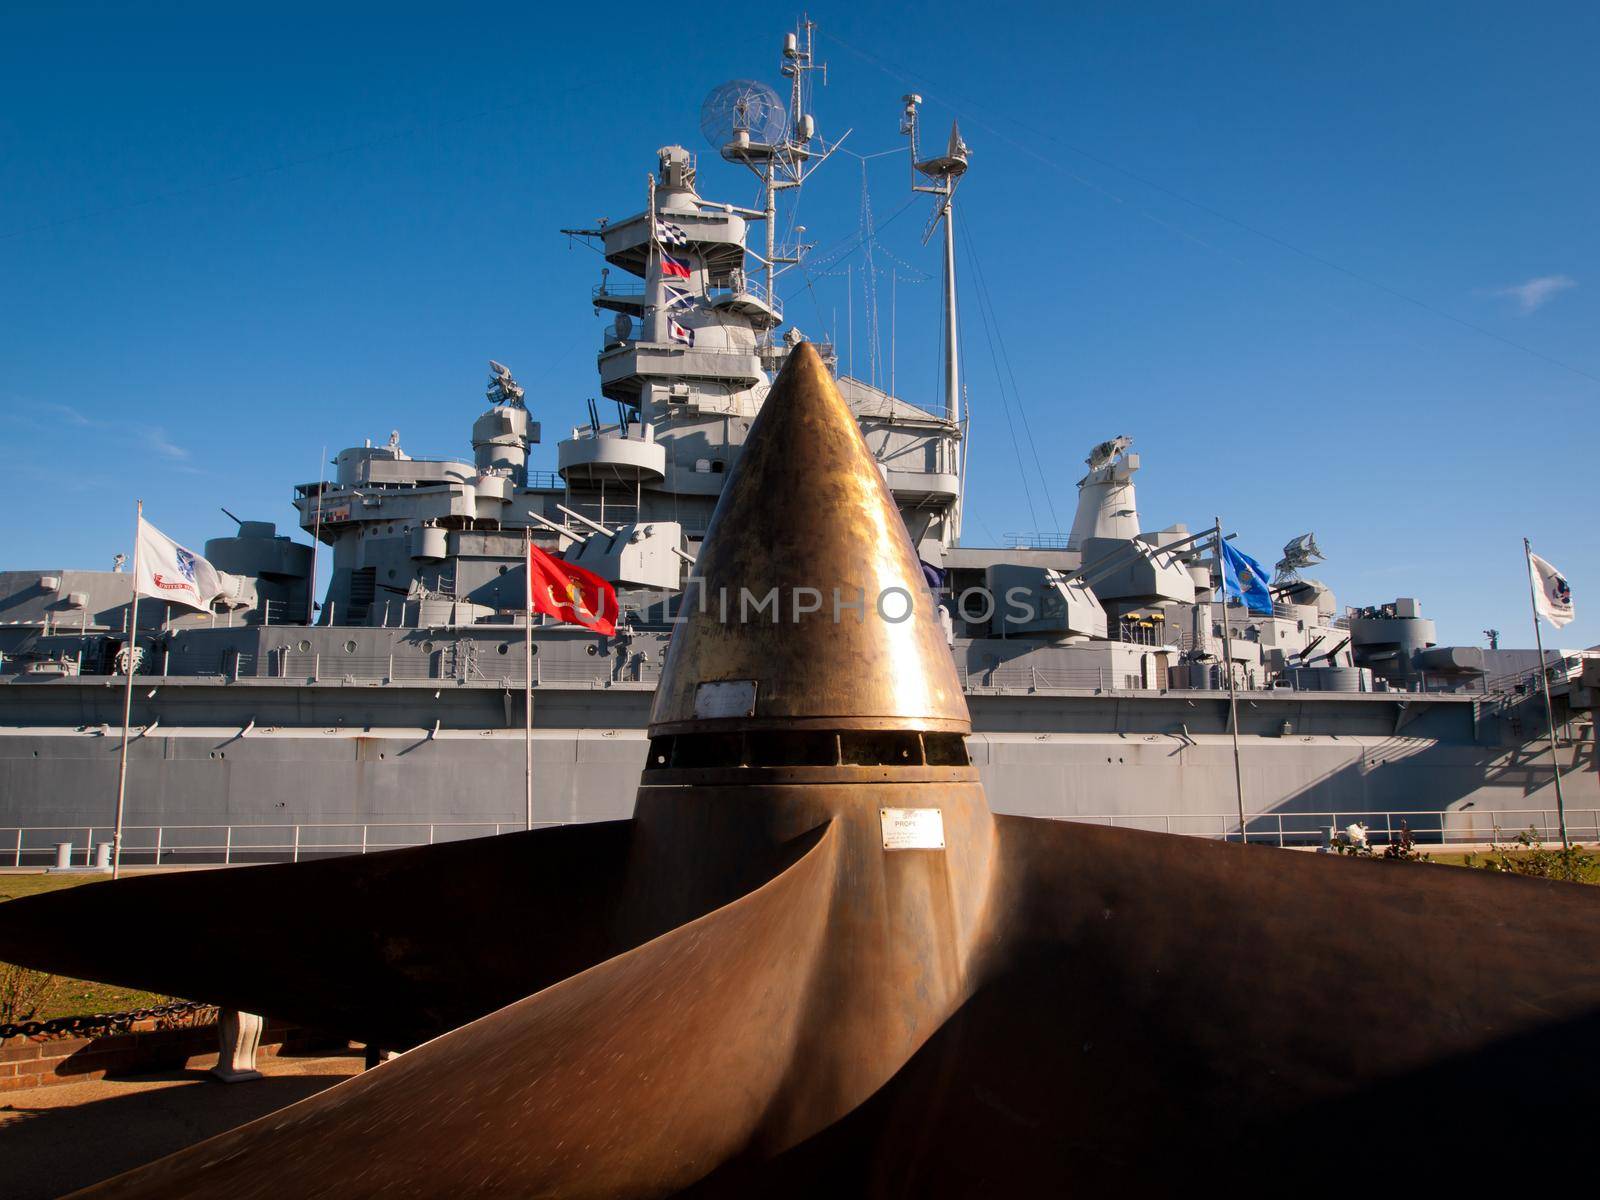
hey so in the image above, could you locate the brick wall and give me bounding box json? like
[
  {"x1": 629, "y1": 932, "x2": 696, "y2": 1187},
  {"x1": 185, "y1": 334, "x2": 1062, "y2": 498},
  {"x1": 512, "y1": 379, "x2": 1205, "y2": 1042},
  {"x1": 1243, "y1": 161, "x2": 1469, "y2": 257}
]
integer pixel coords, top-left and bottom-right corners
[{"x1": 0, "y1": 1016, "x2": 330, "y2": 1092}]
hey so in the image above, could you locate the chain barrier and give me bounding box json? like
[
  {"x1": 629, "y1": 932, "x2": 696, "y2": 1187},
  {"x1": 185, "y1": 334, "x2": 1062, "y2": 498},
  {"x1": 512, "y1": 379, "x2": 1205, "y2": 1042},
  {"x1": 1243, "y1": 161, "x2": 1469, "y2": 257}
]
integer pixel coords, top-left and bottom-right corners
[{"x1": 0, "y1": 999, "x2": 215, "y2": 1041}]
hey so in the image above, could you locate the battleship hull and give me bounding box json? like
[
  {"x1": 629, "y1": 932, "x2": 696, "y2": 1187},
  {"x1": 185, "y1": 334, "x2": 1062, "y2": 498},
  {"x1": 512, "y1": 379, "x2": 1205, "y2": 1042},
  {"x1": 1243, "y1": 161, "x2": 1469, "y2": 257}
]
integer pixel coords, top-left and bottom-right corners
[{"x1": 0, "y1": 672, "x2": 1590, "y2": 860}]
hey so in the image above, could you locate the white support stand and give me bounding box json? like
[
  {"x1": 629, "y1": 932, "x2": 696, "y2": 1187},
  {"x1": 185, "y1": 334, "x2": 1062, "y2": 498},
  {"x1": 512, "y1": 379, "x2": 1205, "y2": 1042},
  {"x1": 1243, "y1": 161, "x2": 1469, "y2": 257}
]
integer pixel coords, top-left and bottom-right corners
[{"x1": 211, "y1": 1008, "x2": 264, "y2": 1083}]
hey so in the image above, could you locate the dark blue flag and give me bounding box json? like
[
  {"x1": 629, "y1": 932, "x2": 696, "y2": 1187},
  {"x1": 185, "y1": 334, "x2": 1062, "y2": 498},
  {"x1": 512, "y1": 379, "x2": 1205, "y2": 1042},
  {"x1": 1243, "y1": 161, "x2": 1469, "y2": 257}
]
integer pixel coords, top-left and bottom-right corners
[{"x1": 1220, "y1": 541, "x2": 1273, "y2": 615}]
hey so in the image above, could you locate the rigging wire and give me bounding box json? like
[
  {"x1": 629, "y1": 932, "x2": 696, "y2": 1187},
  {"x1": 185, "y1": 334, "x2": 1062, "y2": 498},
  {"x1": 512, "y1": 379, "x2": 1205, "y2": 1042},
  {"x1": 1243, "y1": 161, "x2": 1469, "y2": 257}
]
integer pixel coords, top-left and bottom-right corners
[
  {"x1": 957, "y1": 218, "x2": 1039, "y2": 533},
  {"x1": 822, "y1": 29, "x2": 1600, "y2": 389},
  {"x1": 959, "y1": 219, "x2": 1061, "y2": 532}
]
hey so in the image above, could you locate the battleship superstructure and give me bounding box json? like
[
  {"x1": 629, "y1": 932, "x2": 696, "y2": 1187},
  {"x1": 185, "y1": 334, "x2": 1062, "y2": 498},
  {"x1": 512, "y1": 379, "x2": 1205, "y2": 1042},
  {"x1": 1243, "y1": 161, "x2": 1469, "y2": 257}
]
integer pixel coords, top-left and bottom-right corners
[{"x1": 0, "y1": 20, "x2": 1593, "y2": 859}]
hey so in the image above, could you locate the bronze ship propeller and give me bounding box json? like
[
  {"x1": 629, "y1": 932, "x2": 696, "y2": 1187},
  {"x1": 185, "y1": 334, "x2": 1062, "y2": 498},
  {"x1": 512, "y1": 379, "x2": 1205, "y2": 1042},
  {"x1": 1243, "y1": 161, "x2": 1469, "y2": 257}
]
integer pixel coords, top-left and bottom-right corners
[{"x1": 4, "y1": 344, "x2": 1600, "y2": 1196}]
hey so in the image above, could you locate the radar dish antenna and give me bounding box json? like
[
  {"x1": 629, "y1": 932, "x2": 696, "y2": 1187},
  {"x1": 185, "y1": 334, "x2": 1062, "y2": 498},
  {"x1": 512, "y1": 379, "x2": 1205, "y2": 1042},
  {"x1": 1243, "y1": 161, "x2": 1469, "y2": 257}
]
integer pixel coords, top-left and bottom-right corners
[
  {"x1": 700, "y1": 79, "x2": 788, "y2": 158},
  {"x1": 1085, "y1": 435, "x2": 1132, "y2": 473},
  {"x1": 1273, "y1": 532, "x2": 1325, "y2": 586}
]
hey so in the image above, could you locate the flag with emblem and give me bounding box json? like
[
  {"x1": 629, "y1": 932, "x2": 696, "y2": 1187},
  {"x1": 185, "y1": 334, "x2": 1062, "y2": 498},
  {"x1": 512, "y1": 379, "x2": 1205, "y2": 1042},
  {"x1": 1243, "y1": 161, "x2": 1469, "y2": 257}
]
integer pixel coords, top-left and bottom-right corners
[
  {"x1": 1220, "y1": 540, "x2": 1273, "y2": 616},
  {"x1": 1529, "y1": 551, "x2": 1574, "y2": 629},
  {"x1": 668, "y1": 317, "x2": 695, "y2": 347},
  {"x1": 527, "y1": 543, "x2": 618, "y2": 636},
  {"x1": 135, "y1": 517, "x2": 224, "y2": 612}
]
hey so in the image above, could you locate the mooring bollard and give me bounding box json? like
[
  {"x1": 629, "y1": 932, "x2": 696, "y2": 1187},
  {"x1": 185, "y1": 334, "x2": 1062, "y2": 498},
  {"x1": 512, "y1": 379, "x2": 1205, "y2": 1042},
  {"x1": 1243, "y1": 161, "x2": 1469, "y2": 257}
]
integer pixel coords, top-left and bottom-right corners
[
  {"x1": 211, "y1": 1009, "x2": 265, "y2": 1083},
  {"x1": 94, "y1": 842, "x2": 112, "y2": 869},
  {"x1": 53, "y1": 841, "x2": 72, "y2": 869}
]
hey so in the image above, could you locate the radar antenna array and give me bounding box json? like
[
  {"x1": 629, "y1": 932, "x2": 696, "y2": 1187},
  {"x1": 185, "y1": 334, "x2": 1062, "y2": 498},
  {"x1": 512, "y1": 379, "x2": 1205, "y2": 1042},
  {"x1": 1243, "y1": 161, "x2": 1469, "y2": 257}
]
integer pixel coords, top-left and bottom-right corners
[
  {"x1": 694, "y1": 18, "x2": 841, "y2": 304},
  {"x1": 1273, "y1": 533, "x2": 1325, "y2": 585},
  {"x1": 1086, "y1": 436, "x2": 1133, "y2": 473},
  {"x1": 699, "y1": 80, "x2": 788, "y2": 152}
]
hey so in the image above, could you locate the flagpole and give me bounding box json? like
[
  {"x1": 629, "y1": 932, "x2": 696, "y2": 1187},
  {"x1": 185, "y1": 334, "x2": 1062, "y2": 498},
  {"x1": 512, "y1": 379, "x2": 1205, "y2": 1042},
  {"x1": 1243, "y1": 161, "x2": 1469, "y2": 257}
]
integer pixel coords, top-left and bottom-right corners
[
  {"x1": 1215, "y1": 517, "x2": 1247, "y2": 845},
  {"x1": 112, "y1": 500, "x2": 144, "y2": 880},
  {"x1": 524, "y1": 526, "x2": 534, "y2": 833},
  {"x1": 1524, "y1": 537, "x2": 1570, "y2": 849},
  {"x1": 307, "y1": 446, "x2": 326, "y2": 625}
]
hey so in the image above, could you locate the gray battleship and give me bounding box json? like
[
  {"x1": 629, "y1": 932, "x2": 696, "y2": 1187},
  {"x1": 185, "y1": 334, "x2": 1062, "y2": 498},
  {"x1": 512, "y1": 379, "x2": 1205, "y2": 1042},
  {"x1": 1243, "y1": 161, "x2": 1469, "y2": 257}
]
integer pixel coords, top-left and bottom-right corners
[{"x1": 0, "y1": 20, "x2": 1593, "y2": 863}]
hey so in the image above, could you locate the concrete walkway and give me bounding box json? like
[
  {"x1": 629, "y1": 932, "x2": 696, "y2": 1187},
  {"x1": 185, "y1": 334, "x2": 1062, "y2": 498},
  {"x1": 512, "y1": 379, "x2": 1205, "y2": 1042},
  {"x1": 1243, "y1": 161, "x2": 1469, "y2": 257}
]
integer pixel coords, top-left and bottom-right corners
[{"x1": 0, "y1": 1051, "x2": 363, "y2": 1199}]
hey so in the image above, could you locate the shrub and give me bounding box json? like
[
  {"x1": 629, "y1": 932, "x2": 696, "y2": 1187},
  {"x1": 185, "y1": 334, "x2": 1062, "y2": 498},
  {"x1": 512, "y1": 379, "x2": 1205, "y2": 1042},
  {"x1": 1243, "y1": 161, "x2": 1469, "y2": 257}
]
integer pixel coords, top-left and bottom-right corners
[
  {"x1": 1474, "y1": 827, "x2": 1600, "y2": 884},
  {"x1": 0, "y1": 961, "x2": 61, "y2": 1025}
]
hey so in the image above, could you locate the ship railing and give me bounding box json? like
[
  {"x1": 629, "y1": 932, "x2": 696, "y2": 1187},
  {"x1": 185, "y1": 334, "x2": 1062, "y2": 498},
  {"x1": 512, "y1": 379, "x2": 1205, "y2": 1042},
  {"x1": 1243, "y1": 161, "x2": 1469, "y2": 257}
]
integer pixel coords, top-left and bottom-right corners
[
  {"x1": 1480, "y1": 651, "x2": 1593, "y2": 696},
  {"x1": 592, "y1": 280, "x2": 647, "y2": 304},
  {"x1": 0, "y1": 821, "x2": 576, "y2": 868},
  {"x1": 1051, "y1": 808, "x2": 1600, "y2": 850},
  {"x1": 133, "y1": 651, "x2": 647, "y2": 687},
  {"x1": 706, "y1": 270, "x2": 782, "y2": 319},
  {"x1": 10, "y1": 807, "x2": 1597, "y2": 867},
  {"x1": 999, "y1": 533, "x2": 1072, "y2": 550},
  {"x1": 566, "y1": 421, "x2": 654, "y2": 444},
  {"x1": 962, "y1": 665, "x2": 1145, "y2": 693},
  {"x1": 959, "y1": 664, "x2": 1518, "y2": 697}
]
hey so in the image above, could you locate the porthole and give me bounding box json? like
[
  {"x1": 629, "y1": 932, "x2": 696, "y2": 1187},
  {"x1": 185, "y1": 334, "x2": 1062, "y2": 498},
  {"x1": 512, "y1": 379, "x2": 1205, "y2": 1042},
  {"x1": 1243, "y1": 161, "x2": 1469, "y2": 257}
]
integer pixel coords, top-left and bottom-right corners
[
  {"x1": 498, "y1": 565, "x2": 508, "y2": 576},
  {"x1": 298, "y1": 639, "x2": 312, "y2": 652},
  {"x1": 497, "y1": 644, "x2": 510, "y2": 655},
  {"x1": 423, "y1": 641, "x2": 435, "y2": 653},
  {"x1": 344, "y1": 640, "x2": 357, "y2": 653},
  {"x1": 586, "y1": 644, "x2": 599, "y2": 656}
]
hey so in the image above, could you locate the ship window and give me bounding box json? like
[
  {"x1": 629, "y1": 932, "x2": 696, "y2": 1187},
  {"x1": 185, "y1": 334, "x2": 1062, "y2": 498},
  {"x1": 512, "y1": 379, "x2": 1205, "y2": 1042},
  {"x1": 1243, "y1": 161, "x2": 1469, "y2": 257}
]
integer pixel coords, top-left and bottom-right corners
[
  {"x1": 497, "y1": 644, "x2": 509, "y2": 655},
  {"x1": 298, "y1": 639, "x2": 311, "y2": 652},
  {"x1": 344, "y1": 640, "x2": 357, "y2": 653},
  {"x1": 840, "y1": 730, "x2": 923, "y2": 766},
  {"x1": 711, "y1": 460, "x2": 726, "y2": 473}
]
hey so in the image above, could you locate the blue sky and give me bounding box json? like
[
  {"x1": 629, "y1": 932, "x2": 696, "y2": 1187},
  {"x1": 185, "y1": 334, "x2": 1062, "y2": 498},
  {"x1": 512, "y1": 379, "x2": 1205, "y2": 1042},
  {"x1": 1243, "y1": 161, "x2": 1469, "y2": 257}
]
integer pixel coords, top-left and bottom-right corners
[{"x1": 2, "y1": 2, "x2": 1595, "y2": 649}]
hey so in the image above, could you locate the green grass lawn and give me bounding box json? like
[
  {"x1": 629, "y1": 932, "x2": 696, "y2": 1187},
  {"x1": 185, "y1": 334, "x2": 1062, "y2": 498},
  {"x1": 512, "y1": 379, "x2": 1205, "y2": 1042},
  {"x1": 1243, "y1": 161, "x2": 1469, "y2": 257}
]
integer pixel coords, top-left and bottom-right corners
[
  {"x1": 1429, "y1": 847, "x2": 1600, "y2": 879},
  {"x1": 1, "y1": 873, "x2": 179, "y2": 1023}
]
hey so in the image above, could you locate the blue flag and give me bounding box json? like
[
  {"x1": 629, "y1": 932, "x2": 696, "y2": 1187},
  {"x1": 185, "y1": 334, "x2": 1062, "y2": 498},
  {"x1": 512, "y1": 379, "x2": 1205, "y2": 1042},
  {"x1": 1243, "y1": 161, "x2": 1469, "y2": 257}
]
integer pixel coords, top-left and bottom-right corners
[{"x1": 1220, "y1": 541, "x2": 1273, "y2": 615}]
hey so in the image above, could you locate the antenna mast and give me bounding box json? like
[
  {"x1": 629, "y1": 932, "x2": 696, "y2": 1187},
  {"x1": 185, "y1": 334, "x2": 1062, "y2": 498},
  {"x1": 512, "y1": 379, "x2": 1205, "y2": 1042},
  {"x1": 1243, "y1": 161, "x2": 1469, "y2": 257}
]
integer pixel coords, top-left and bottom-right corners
[
  {"x1": 901, "y1": 95, "x2": 969, "y2": 426},
  {"x1": 705, "y1": 17, "x2": 839, "y2": 306},
  {"x1": 901, "y1": 94, "x2": 970, "y2": 536}
]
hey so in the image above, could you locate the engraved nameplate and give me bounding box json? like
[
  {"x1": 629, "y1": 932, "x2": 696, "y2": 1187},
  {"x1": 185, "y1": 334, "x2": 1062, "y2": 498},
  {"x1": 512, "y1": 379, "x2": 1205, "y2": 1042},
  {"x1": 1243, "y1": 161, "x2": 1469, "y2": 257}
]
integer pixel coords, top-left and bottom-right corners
[
  {"x1": 693, "y1": 679, "x2": 757, "y2": 719},
  {"x1": 880, "y1": 807, "x2": 945, "y2": 851}
]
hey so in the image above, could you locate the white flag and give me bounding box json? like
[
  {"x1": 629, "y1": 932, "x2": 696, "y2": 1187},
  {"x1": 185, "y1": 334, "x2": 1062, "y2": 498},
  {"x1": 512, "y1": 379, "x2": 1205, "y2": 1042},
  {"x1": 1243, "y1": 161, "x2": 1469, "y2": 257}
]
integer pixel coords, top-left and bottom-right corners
[
  {"x1": 1529, "y1": 551, "x2": 1574, "y2": 629},
  {"x1": 135, "y1": 517, "x2": 223, "y2": 613}
]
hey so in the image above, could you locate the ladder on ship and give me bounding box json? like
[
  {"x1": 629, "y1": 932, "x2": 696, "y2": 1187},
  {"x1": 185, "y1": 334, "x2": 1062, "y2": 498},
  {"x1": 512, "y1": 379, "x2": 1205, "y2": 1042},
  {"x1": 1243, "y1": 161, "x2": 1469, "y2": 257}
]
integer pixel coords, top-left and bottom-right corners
[{"x1": 347, "y1": 567, "x2": 377, "y2": 625}]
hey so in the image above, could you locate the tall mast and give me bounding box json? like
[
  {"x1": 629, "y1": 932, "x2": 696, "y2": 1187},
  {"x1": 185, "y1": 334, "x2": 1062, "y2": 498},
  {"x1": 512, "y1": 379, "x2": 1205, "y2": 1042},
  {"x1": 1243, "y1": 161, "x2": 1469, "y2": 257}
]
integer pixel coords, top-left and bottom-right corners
[
  {"x1": 716, "y1": 17, "x2": 833, "y2": 308},
  {"x1": 941, "y1": 183, "x2": 959, "y2": 426},
  {"x1": 902, "y1": 96, "x2": 970, "y2": 533}
]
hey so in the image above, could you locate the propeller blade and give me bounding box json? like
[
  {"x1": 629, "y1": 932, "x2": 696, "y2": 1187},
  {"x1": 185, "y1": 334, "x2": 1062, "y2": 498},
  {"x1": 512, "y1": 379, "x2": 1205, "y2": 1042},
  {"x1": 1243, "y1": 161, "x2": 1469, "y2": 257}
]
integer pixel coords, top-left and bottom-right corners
[
  {"x1": 75, "y1": 821, "x2": 842, "y2": 1199},
  {"x1": 0, "y1": 822, "x2": 638, "y2": 1048},
  {"x1": 683, "y1": 818, "x2": 1600, "y2": 1194}
]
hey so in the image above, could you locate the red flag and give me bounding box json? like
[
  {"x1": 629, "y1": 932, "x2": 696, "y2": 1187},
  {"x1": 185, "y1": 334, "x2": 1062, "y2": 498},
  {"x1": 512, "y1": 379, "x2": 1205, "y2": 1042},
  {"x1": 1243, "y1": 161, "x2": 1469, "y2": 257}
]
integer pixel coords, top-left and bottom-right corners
[
  {"x1": 526, "y1": 543, "x2": 618, "y2": 636},
  {"x1": 660, "y1": 250, "x2": 691, "y2": 279}
]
